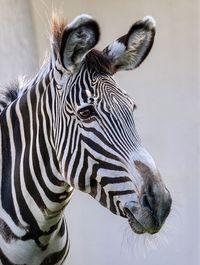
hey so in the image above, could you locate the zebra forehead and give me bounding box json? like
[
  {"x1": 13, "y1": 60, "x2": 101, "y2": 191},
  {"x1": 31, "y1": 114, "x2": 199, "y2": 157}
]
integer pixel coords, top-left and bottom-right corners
[{"x1": 85, "y1": 50, "x2": 113, "y2": 75}]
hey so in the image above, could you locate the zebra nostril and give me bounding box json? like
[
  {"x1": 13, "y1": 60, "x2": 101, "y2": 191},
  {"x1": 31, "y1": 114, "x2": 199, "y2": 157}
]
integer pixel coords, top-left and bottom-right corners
[
  {"x1": 141, "y1": 181, "x2": 155, "y2": 211},
  {"x1": 142, "y1": 193, "x2": 153, "y2": 211},
  {"x1": 147, "y1": 182, "x2": 154, "y2": 198}
]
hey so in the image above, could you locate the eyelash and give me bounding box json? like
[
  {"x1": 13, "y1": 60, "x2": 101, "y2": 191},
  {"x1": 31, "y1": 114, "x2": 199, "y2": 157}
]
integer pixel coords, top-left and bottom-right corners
[{"x1": 77, "y1": 105, "x2": 95, "y2": 120}]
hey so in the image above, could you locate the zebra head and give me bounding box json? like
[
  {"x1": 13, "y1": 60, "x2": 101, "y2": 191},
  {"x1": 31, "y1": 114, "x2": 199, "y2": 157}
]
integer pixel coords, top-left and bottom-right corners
[{"x1": 52, "y1": 14, "x2": 172, "y2": 235}]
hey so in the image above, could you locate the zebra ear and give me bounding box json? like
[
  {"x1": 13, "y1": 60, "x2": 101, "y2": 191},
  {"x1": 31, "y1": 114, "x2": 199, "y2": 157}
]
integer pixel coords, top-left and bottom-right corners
[
  {"x1": 60, "y1": 14, "x2": 100, "y2": 73},
  {"x1": 103, "y1": 16, "x2": 156, "y2": 72}
]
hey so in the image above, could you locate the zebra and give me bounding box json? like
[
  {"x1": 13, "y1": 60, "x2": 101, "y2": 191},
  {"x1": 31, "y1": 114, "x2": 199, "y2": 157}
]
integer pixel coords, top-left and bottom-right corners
[{"x1": 0, "y1": 14, "x2": 172, "y2": 265}]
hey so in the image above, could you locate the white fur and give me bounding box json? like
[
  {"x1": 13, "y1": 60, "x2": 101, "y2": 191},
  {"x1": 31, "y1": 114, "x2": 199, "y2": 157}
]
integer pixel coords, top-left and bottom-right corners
[
  {"x1": 107, "y1": 41, "x2": 126, "y2": 59},
  {"x1": 142, "y1": 16, "x2": 156, "y2": 27},
  {"x1": 134, "y1": 147, "x2": 157, "y2": 175},
  {"x1": 68, "y1": 14, "x2": 93, "y2": 29}
]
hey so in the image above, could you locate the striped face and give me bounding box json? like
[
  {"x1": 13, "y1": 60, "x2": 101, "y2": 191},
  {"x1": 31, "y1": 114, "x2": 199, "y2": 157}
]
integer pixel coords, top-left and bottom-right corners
[
  {"x1": 55, "y1": 59, "x2": 171, "y2": 235},
  {"x1": 54, "y1": 14, "x2": 172, "y2": 234},
  {"x1": 64, "y1": 65, "x2": 142, "y2": 204}
]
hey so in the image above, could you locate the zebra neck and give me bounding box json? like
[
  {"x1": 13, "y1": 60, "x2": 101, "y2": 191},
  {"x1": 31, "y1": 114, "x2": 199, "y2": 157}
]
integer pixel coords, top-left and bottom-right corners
[{"x1": 0, "y1": 77, "x2": 73, "y2": 233}]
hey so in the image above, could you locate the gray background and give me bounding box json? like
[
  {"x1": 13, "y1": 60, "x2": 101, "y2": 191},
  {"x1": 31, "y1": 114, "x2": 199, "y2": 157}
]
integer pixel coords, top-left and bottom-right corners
[{"x1": 0, "y1": 0, "x2": 199, "y2": 264}]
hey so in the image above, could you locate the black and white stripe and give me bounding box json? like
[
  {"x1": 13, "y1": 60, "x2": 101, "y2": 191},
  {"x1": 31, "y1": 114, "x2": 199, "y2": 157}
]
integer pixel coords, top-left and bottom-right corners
[{"x1": 0, "y1": 14, "x2": 162, "y2": 264}]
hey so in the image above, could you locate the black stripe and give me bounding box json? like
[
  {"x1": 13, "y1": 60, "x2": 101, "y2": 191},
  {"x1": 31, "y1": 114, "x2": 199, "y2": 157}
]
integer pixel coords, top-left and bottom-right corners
[
  {"x1": 40, "y1": 237, "x2": 69, "y2": 265},
  {"x1": 0, "y1": 218, "x2": 19, "y2": 243},
  {"x1": 0, "y1": 110, "x2": 19, "y2": 225},
  {"x1": 100, "y1": 176, "x2": 131, "y2": 187}
]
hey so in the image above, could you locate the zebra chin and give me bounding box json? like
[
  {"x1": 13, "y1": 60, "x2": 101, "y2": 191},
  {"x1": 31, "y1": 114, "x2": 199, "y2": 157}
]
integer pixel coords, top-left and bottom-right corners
[
  {"x1": 124, "y1": 207, "x2": 161, "y2": 235},
  {"x1": 124, "y1": 187, "x2": 172, "y2": 235}
]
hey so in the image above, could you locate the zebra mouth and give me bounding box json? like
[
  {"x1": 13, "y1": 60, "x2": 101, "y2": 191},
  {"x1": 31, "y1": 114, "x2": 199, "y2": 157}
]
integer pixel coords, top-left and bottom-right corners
[{"x1": 124, "y1": 208, "x2": 146, "y2": 234}]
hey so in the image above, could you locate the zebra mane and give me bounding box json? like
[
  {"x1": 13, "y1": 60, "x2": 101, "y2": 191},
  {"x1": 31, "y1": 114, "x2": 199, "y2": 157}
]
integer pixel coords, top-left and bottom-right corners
[
  {"x1": 51, "y1": 12, "x2": 67, "y2": 53},
  {"x1": 0, "y1": 14, "x2": 64, "y2": 114},
  {"x1": 0, "y1": 77, "x2": 27, "y2": 114},
  {"x1": 85, "y1": 50, "x2": 113, "y2": 74}
]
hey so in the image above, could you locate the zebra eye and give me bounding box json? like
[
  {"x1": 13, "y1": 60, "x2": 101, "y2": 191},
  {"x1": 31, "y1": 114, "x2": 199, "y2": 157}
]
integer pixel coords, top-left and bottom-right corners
[{"x1": 78, "y1": 106, "x2": 95, "y2": 120}]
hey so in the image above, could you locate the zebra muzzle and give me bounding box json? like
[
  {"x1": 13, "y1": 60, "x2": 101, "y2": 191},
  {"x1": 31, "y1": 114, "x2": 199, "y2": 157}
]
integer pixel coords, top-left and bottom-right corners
[{"x1": 124, "y1": 185, "x2": 172, "y2": 235}]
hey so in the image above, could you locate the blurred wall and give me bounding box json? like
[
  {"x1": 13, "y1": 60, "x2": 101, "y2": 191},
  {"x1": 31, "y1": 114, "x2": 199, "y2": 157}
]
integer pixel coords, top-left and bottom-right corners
[
  {"x1": 0, "y1": 0, "x2": 38, "y2": 84},
  {"x1": 0, "y1": 0, "x2": 199, "y2": 265}
]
